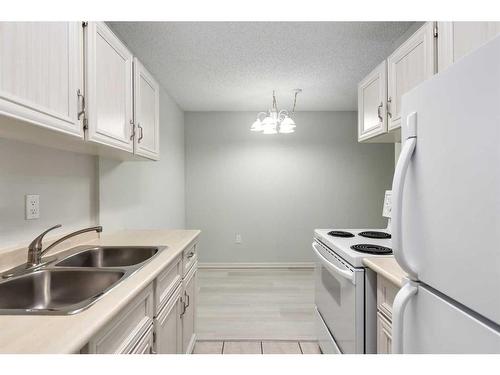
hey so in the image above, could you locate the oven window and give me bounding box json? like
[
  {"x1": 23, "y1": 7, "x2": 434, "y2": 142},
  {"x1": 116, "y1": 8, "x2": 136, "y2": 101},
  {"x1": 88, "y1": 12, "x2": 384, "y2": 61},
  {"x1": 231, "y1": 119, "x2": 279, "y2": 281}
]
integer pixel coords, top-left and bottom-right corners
[{"x1": 321, "y1": 266, "x2": 341, "y2": 305}]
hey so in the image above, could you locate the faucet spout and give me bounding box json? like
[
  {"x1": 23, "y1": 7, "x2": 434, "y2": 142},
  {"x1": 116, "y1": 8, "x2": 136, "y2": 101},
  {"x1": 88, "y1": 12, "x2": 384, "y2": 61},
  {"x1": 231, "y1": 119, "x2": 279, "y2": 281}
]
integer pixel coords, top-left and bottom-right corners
[{"x1": 27, "y1": 225, "x2": 103, "y2": 268}]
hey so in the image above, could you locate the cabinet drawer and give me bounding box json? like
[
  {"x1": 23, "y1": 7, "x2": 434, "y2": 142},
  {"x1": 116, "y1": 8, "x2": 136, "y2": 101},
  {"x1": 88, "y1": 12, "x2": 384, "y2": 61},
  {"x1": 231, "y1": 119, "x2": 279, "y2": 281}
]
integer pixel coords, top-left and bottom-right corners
[
  {"x1": 377, "y1": 274, "x2": 400, "y2": 320},
  {"x1": 182, "y1": 242, "x2": 198, "y2": 276},
  {"x1": 154, "y1": 255, "x2": 182, "y2": 314},
  {"x1": 129, "y1": 325, "x2": 154, "y2": 354},
  {"x1": 377, "y1": 311, "x2": 393, "y2": 354},
  {"x1": 90, "y1": 283, "x2": 154, "y2": 354}
]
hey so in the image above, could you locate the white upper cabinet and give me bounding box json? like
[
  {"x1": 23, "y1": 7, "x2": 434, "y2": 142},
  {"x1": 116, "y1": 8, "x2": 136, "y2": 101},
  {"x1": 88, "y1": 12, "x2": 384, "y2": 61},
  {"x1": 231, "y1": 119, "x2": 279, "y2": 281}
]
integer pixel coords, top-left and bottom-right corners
[
  {"x1": 0, "y1": 22, "x2": 83, "y2": 137},
  {"x1": 438, "y1": 22, "x2": 500, "y2": 72},
  {"x1": 358, "y1": 61, "x2": 387, "y2": 142},
  {"x1": 84, "y1": 22, "x2": 134, "y2": 152},
  {"x1": 133, "y1": 58, "x2": 160, "y2": 160},
  {"x1": 387, "y1": 22, "x2": 436, "y2": 131}
]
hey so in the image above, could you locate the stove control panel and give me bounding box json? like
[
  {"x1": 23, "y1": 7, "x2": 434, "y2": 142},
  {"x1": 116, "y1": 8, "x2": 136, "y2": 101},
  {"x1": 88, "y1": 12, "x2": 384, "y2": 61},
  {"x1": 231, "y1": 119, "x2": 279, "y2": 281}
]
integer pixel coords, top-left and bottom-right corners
[{"x1": 382, "y1": 190, "x2": 392, "y2": 218}]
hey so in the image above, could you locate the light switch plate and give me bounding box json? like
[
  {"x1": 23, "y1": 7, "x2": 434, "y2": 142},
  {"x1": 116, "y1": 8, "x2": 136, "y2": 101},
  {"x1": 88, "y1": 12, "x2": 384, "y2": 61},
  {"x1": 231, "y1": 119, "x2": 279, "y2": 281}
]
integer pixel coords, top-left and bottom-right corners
[
  {"x1": 26, "y1": 194, "x2": 40, "y2": 220},
  {"x1": 382, "y1": 190, "x2": 392, "y2": 218}
]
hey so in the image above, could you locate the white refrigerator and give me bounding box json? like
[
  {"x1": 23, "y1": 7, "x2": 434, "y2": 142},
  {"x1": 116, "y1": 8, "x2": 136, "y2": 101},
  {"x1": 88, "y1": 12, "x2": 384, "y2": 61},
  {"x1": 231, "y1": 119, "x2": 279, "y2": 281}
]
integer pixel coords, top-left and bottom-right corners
[{"x1": 391, "y1": 35, "x2": 500, "y2": 353}]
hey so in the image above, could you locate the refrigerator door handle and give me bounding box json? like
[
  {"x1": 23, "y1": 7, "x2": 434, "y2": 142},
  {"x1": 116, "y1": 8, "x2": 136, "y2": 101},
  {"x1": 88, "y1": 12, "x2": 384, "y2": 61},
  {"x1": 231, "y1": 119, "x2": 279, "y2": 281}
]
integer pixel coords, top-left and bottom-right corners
[
  {"x1": 392, "y1": 111, "x2": 418, "y2": 280},
  {"x1": 392, "y1": 279, "x2": 418, "y2": 354}
]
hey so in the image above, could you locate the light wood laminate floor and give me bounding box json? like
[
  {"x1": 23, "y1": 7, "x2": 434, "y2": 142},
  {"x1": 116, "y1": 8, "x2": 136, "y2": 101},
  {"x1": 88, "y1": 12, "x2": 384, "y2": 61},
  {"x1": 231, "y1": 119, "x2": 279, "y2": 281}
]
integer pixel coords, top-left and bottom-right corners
[
  {"x1": 196, "y1": 268, "x2": 315, "y2": 340},
  {"x1": 193, "y1": 340, "x2": 321, "y2": 354}
]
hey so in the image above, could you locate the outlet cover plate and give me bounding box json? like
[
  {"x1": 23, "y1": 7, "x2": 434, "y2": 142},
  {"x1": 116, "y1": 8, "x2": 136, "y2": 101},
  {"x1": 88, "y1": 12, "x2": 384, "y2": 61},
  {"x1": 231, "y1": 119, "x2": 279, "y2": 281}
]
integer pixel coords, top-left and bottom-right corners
[{"x1": 26, "y1": 194, "x2": 40, "y2": 220}]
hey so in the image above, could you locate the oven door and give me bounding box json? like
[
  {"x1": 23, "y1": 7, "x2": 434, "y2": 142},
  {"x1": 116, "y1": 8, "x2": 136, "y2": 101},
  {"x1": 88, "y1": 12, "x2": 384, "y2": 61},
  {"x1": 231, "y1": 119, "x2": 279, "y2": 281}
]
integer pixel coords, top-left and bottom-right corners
[{"x1": 312, "y1": 240, "x2": 365, "y2": 354}]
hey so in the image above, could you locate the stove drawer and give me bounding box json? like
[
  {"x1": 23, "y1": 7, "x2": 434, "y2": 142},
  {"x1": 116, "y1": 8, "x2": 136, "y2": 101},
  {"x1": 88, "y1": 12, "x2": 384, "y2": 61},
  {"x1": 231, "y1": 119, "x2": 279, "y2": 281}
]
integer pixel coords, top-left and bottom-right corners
[{"x1": 377, "y1": 274, "x2": 400, "y2": 320}]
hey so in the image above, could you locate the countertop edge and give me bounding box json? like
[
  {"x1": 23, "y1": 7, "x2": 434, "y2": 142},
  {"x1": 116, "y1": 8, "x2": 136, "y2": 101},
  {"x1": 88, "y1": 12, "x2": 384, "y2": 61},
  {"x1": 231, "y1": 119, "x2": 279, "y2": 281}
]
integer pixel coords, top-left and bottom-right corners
[{"x1": 363, "y1": 257, "x2": 406, "y2": 288}]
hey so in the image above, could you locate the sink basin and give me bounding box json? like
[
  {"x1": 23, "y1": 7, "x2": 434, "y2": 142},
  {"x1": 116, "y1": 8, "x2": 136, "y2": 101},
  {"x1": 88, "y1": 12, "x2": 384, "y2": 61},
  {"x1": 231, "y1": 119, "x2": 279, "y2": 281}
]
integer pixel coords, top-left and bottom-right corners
[
  {"x1": 55, "y1": 246, "x2": 159, "y2": 268},
  {"x1": 0, "y1": 269, "x2": 124, "y2": 314}
]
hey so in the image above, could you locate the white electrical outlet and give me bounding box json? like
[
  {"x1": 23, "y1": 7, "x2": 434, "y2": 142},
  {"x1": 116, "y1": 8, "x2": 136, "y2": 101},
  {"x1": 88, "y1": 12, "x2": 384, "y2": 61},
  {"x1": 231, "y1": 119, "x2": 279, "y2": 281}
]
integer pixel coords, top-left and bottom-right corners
[
  {"x1": 235, "y1": 233, "x2": 242, "y2": 244},
  {"x1": 25, "y1": 194, "x2": 40, "y2": 220},
  {"x1": 382, "y1": 190, "x2": 392, "y2": 218}
]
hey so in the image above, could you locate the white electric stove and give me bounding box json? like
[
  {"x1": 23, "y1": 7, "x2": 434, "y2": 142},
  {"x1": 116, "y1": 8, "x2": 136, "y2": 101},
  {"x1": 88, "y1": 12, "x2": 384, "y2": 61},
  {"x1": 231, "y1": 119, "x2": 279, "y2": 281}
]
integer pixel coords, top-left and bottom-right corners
[
  {"x1": 313, "y1": 228, "x2": 392, "y2": 267},
  {"x1": 313, "y1": 191, "x2": 392, "y2": 354}
]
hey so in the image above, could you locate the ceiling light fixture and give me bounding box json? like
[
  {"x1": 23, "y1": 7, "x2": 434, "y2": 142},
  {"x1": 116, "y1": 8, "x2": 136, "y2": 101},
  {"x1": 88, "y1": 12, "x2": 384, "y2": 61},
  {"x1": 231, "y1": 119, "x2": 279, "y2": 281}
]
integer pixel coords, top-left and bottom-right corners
[{"x1": 251, "y1": 89, "x2": 302, "y2": 134}]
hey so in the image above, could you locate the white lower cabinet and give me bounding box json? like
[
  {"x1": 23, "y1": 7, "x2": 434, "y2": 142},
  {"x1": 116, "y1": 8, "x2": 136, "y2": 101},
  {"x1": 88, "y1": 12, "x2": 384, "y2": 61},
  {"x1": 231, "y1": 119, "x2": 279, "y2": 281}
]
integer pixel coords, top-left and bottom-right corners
[
  {"x1": 182, "y1": 265, "x2": 197, "y2": 354},
  {"x1": 86, "y1": 283, "x2": 154, "y2": 354},
  {"x1": 376, "y1": 275, "x2": 401, "y2": 354},
  {"x1": 131, "y1": 325, "x2": 154, "y2": 354},
  {"x1": 376, "y1": 312, "x2": 392, "y2": 354},
  {"x1": 83, "y1": 247, "x2": 198, "y2": 355},
  {"x1": 154, "y1": 285, "x2": 183, "y2": 354}
]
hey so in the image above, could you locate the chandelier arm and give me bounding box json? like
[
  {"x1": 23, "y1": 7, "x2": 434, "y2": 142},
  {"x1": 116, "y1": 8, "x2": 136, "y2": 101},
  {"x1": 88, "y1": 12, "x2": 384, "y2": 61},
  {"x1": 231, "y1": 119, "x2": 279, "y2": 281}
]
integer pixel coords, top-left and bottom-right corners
[{"x1": 292, "y1": 90, "x2": 298, "y2": 113}]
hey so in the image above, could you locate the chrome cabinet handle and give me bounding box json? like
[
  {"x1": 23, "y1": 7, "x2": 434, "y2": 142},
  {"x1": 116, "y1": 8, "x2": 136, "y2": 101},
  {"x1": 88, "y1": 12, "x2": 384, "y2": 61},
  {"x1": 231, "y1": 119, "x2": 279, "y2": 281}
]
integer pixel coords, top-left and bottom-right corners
[
  {"x1": 138, "y1": 123, "x2": 144, "y2": 143},
  {"x1": 77, "y1": 89, "x2": 85, "y2": 120},
  {"x1": 377, "y1": 102, "x2": 383, "y2": 122},
  {"x1": 180, "y1": 296, "x2": 186, "y2": 317},
  {"x1": 130, "y1": 120, "x2": 135, "y2": 140},
  {"x1": 187, "y1": 251, "x2": 195, "y2": 259},
  {"x1": 387, "y1": 97, "x2": 393, "y2": 118},
  {"x1": 184, "y1": 291, "x2": 190, "y2": 309}
]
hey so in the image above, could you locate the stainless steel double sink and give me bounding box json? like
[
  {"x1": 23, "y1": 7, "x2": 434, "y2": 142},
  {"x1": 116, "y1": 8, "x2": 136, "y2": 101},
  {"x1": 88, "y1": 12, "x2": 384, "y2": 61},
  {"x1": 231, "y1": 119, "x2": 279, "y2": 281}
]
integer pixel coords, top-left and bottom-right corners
[{"x1": 0, "y1": 246, "x2": 166, "y2": 315}]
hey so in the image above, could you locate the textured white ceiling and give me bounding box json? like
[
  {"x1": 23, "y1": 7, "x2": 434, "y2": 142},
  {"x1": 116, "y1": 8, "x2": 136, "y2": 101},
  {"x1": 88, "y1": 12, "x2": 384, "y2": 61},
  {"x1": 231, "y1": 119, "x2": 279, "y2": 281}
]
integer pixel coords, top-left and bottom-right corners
[{"x1": 109, "y1": 22, "x2": 413, "y2": 111}]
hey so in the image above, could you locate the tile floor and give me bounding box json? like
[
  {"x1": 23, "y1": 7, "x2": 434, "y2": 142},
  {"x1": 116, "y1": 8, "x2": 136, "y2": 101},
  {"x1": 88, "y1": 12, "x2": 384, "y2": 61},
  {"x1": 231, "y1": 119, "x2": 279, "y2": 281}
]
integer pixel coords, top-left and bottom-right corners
[{"x1": 193, "y1": 340, "x2": 321, "y2": 354}]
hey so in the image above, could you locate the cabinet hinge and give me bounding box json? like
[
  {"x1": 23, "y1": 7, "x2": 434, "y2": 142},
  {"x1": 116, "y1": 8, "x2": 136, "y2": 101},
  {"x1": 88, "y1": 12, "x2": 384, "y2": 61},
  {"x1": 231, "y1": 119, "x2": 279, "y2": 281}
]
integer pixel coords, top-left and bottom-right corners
[{"x1": 82, "y1": 21, "x2": 88, "y2": 28}]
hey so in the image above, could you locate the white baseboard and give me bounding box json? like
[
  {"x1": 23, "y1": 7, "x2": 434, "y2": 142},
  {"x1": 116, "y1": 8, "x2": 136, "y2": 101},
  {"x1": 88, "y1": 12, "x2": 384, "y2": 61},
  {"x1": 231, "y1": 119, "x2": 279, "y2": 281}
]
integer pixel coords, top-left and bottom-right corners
[{"x1": 198, "y1": 262, "x2": 314, "y2": 269}]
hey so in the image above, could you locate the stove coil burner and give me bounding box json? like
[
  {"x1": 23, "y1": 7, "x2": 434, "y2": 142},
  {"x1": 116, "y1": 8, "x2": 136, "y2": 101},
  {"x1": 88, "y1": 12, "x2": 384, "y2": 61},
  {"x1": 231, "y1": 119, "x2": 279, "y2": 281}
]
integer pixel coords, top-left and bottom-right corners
[
  {"x1": 350, "y1": 244, "x2": 392, "y2": 255},
  {"x1": 328, "y1": 231, "x2": 355, "y2": 238},
  {"x1": 358, "y1": 231, "x2": 391, "y2": 239}
]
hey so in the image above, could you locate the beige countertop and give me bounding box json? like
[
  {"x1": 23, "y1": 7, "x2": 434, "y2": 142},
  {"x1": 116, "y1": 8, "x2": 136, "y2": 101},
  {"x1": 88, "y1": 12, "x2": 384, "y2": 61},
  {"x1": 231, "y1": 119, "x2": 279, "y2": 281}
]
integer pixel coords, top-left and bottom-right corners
[
  {"x1": 0, "y1": 229, "x2": 200, "y2": 354},
  {"x1": 363, "y1": 256, "x2": 407, "y2": 288}
]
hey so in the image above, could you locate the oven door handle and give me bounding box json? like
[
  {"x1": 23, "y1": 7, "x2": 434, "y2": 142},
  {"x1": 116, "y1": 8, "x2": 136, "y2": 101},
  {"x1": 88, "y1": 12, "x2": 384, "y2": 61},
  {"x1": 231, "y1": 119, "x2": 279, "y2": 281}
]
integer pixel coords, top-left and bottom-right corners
[{"x1": 312, "y1": 242, "x2": 355, "y2": 284}]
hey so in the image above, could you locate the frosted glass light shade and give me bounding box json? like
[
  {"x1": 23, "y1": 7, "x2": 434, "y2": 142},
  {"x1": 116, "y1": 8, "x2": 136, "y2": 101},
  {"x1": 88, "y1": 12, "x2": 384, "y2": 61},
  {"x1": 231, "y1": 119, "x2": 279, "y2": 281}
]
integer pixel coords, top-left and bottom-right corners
[
  {"x1": 250, "y1": 119, "x2": 263, "y2": 131},
  {"x1": 280, "y1": 116, "x2": 296, "y2": 127},
  {"x1": 279, "y1": 125, "x2": 295, "y2": 133},
  {"x1": 261, "y1": 115, "x2": 278, "y2": 134}
]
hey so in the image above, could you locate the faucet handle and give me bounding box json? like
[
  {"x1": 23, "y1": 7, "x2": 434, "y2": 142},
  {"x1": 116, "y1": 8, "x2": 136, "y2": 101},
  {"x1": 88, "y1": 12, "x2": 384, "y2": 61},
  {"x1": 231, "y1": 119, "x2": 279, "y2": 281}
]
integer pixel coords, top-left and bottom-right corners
[{"x1": 27, "y1": 224, "x2": 62, "y2": 267}]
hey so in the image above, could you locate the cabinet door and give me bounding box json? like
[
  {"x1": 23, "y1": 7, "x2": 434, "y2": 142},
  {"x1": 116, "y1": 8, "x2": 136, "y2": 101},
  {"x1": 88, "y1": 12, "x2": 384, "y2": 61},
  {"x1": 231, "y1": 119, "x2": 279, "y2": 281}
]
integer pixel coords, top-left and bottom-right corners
[
  {"x1": 357, "y1": 61, "x2": 387, "y2": 142},
  {"x1": 155, "y1": 286, "x2": 183, "y2": 354},
  {"x1": 130, "y1": 326, "x2": 154, "y2": 354},
  {"x1": 387, "y1": 22, "x2": 436, "y2": 131},
  {"x1": 0, "y1": 22, "x2": 82, "y2": 136},
  {"x1": 182, "y1": 267, "x2": 197, "y2": 354},
  {"x1": 376, "y1": 312, "x2": 392, "y2": 354},
  {"x1": 134, "y1": 58, "x2": 160, "y2": 160},
  {"x1": 85, "y1": 22, "x2": 134, "y2": 152},
  {"x1": 88, "y1": 284, "x2": 154, "y2": 354},
  {"x1": 438, "y1": 22, "x2": 500, "y2": 72}
]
